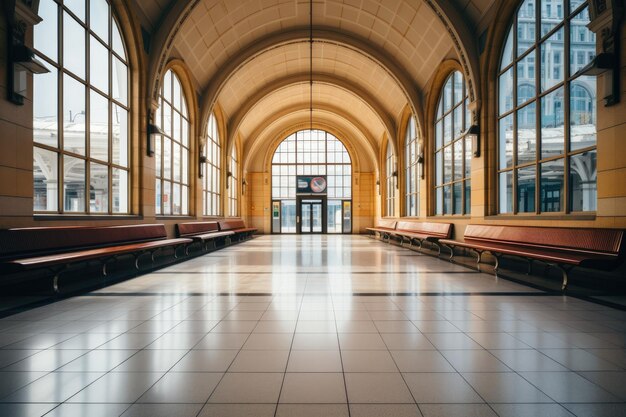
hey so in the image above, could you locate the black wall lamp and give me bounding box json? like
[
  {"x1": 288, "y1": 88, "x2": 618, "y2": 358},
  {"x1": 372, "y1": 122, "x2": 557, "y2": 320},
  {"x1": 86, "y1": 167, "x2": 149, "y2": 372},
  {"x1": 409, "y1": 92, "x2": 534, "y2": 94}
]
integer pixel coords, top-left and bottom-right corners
[
  {"x1": 465, "y1": 125, "x2": 480, "y2": 158},
  {"x1": 147, "y1": 123, "x2": 165, "y2": 157}
]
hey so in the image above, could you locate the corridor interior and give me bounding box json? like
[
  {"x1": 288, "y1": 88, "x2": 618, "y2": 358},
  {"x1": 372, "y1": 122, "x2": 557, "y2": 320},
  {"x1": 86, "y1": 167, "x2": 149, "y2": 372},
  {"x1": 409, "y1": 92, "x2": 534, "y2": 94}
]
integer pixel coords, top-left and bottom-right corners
[{"x1": 0, "y1": 235, "x2": 624, "y2": 417}]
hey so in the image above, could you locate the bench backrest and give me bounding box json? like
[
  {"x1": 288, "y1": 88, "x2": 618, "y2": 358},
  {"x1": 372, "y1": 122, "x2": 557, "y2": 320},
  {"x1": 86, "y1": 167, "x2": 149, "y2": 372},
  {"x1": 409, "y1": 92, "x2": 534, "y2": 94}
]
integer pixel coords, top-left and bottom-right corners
[
  {"x1": 176, "y1": 221, "x2": 219, "y2": 237},
  {"x1": 464, "y1": 225, "x2": 624, "y2": 255},
  {"x1": 0, "y1": 224, "x2": 167, "y2": 258},
  {"x1": 396, "y1": 221, "x2": 452, "y2": 238},
  {"x1": 218, "y1": 219, "x2": 247, "y2": 231},
  {"x1": 375, "y1": 219, "x2": 397, "y2": 229}
]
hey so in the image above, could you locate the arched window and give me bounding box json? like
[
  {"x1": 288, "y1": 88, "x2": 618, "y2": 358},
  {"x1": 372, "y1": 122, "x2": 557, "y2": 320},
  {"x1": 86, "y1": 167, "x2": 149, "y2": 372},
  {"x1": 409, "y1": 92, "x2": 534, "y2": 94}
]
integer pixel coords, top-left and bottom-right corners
[
  {"x1": 271, "y1": 130, "x2": 352, "y2": 234},
  {"x1": 228, "y1": 146, "x2": 238, "y2": 216},
  {"x1": 385, "y1": 142, "x2": 396, "y2": 217},
  {"x1": 33, "y1": 0, "x2": 129, "y2": 213},
  {"x1": 155, "y1": 69, "x2": 190, "y2": 215},
  {"x1": 497, "y1": 0, "x2": 596, "y2": 214},
  {"x1": 203, "y1": 112, "x2": 221, "y2": 216},
  {"x1": 404, "y1": 116, "x2": 419, "y2": 217},
  {"x1": 434, "y1": 71, "x2": 471, "y2": 215}
]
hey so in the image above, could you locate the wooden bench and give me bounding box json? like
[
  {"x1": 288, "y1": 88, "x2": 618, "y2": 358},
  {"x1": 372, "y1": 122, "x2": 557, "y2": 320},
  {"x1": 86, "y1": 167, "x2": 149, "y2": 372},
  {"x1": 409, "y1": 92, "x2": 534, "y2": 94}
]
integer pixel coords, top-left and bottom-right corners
[
  {"x1": 218, "y1": 219, "x2": 257, "y2": 241},
  {"x1": 176, "y1": 221, "x2": 235, "y2": 252},
  {"x1": 366, "y1": 219, "x2": 397, "y2": 242},
  {"x1": 0, "y1": 224, "x2": 192, "y2": 293},
  {"x1": 389, "y1": 221, "x2": 453, "y2": 253},
  {"x1": 439, "y1": 225, "x2": 625, "y2": 290}
]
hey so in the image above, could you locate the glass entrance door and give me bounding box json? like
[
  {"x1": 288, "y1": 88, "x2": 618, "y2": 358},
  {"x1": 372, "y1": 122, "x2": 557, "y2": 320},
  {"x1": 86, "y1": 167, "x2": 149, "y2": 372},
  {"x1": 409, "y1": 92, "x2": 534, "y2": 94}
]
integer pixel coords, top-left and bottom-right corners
[{"x1": 299, "y1": 198, "x2": 324, "y2": 234}]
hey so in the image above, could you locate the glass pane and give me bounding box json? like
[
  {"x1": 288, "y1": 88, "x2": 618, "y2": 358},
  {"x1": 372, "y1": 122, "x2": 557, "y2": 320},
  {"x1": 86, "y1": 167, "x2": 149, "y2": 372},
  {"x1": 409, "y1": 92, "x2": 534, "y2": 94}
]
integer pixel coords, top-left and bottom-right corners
[
  {"x1": 570, "y1": 77, "x2": 596, "y2": 151},
  {"x1": 453, "y1": 182, "x2": 462, "y2": 215},
  {"x1": 540, "y1": 159, "x2": 564, "y2": 212},
  {"x1": 172, "y1": 183, "x2": 180, "y2": 215},
  {"x1": 90, "y1": 0, "x2": 109, "y2": 42},
  {"x1": 570, "y1": 7, "x2": 595, "y2": 75},
  {"x1": 541, "y1": 87, "x2": 565, "y2": 159},
  {"x1": 435, "y1": 121, "x2": 442, "y2": 149},
  {"x1": 499, "y1": 114, "x2": 514, "y2": 169},
  {"x1": 443, "y1": 145, "x2": 452, "y2": 184},
  {"x1": 112, "y1": 168, "x2": 128, "y2": 213},
  {"x1": 540, "y1": 28, "x2": 564, "y2": 92},
  {"x1": 453, "y1": 105, "x2": 464, "y2": 139},
  {"x1": 89, "y1": 162, "x2": 108, "y2": 213},
  {"x1": 342, "y1": 201, "x2": 352, "y2": 233},
  {"x1": 453, "y1": 71, "x2": 464, "y2": 105},
  {"x1": 63, "y1": 12, "x2": 85, "y2": 78},
  {"x1": 155, "y1": 135, "x2": 161, "y2": 176},
  {"x1": 33, "y1": 147, "x2": 58, "y2": 211},
  {"x1": 182, "y1": 186, "x2": 188, "y2": 215},
  {"x1": 570, "y1": 150, "x2": 596, "y2": 212},
  {"x1": 90, "y1": 90, "x2": 108, "y2": 162},
  {"x1": 464, "y1": 180, "x2": 471, "y2": 215},
  {"x1": 464, "y1": 136, "x2": 472, "y2": 178},
  {"x1": 501, "y1": 26, "x2": 514, "y2": 70},
  {"x1": 63, "y1": 75, "x2": 86, "y2": 155},
  {"x1": 517, "y1": 51, "x2": 536, "y2": 105},
  {"x1": 35, "y1": 0, "x2": 58, "y2": 61},
  {"x1": 281, "y1": 200, "x2": 296, "y2": 233},
  {"x1": 182, "y1": 148, "x2": 188, "y2": 184},
  {"x1": 33, "y1": 62, "x2": 58, "y2": 148},
  {"x1": 173, "y1": 143, "x2": 181, "y2": 182},
  {"x1": 453, "y1": 141, "x2": 463, "y2": 181},
  {"x1": 499, "y1": 67, "x2": 513, "y2": 115},
  {"x1": 499, "y1": 171, "x2": 513, "y2": 213},
  {"x1": 517, "y1": 0, "x2": 535, "y2": 56},
  {"x1": 517, "y1": 101, "x2": 536, "y2": 164},
  {"x1": 436, "y1": 151, "x2": 443, "y2": 186},
  {"x1": 162, "y1": 180, "x2": 171, "y2": 215},
  {"x1": 112, "y1": 105, "x2": 128, "y2": 167},
  {"x1": 444, "y1": 77, "x2": 453, "y2": 112},
  {"x1": 90, "y1": 36, "x2": 109, "y2": 94},
  {"x1": 541, "y1": 0, "x2": 563, "y2": 36},
  {"x1": 163, "y1": 137, "x2": 171, "y2": 179},
  {"x1": 571, "y1": 0, "x2": 585, "y2": 12},
  {"x1": 443, "y1": 185, "x2": 452, "y2": 215},
  {"x1": 63, "y1": 155, "x2": 85, "y2": 212},
  {"x1": 112, "y1": 56, "x2": 128, "y2": 106},
  {"x1": 436, "y1": 187, "x2": 443, "y2": 215},
  {"x1": 444, "y1": 114, "x2": 452, "y2": 144},
  {"x1": 155, "y1": 179, "x2": 161, "y2": 214},
  {"x1": 112, "y1": 20, "x2": 126, "y2": 60},
  {"x1": 65, "y1": 0, "x2": 85, "y2": 21},
  {"x1": 517, "y1": 165, "x2": 536, "y2": 212}
]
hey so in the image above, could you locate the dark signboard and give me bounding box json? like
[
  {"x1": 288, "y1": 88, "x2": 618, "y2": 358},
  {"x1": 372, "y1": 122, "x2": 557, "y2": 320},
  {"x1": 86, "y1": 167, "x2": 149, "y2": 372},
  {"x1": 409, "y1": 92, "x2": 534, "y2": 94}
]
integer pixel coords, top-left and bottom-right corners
[{"x1": 296, "y1": 175, "x2": 327, "y2": 194}]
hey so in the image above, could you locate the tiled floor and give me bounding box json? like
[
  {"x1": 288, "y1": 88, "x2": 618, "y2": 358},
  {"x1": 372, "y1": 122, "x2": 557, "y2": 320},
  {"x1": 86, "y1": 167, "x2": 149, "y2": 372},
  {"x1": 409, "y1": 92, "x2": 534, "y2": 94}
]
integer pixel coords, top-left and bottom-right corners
[{"x1": 0, "y1": 235, "x2": 625, "y2": 416}]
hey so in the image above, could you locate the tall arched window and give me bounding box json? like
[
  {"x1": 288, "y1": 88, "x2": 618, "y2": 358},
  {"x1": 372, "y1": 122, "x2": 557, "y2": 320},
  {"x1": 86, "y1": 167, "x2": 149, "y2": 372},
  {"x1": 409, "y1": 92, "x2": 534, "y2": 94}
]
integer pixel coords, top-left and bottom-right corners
[
  {"x1": 33, "y1": 0, "x2": 129, "y2": 213},
  {"x1": 203, "y1": 112, "x2": 221, "y2": 216},
  {"x1": 497, "y1": 0, "x2": 596, "y2": 214},
  {"x1": 155, "y1": 69, "x2": 190, "y2": 215},
  {"x1": 404, "y1": 116, "x2": 419, "y2": 217},
  {"x1": 271, "y1": 130, "x2": 352, "y2": 234},
  {"x1": 434, "y1": 71, "x2": 471, "y2": 215},
  {"x1": 228, "y1": 146, "x2": 238, "y2": 216},
  {"x1": 385, "y1": 142, "x2": 396, "y2": 217}
]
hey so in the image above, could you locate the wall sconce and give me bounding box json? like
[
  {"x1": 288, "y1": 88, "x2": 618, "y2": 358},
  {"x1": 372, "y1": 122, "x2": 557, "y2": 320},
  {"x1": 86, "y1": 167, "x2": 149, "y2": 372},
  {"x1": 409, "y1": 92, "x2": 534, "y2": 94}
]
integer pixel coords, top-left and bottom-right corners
[
  {"x1": 392, "y1": 171, "x2": 399, "y2": 189},
  {"x1": 11, "y1": 45, "x2": 49, "y2": 104},
  {"x1": 465, "y1": 125, "x2": 480, "y2": 158},
  {"x1": 226, "y1": 171, "x2": 232, "y2": 189},
  {"x1": 147, "y1": 123, "x2": 165, "y2": 157},
  {"x1": 242, "y1": 179, "x2": 248, "y2": 195},
  {"x1": 198, "y1": 155, "x2": 207, "y2": 178},
  {"x1": 577, "y1": 53, "x2": 617, "y2": 106}
]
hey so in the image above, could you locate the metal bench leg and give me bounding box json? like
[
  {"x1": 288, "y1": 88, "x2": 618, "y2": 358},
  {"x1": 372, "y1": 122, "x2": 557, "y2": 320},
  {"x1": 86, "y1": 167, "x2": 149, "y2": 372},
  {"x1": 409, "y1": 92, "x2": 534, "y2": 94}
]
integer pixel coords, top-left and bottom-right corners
[
  {"x1": 552, "y1": 264, "x2": 572, "y2": 290},
  {"x1": 493, "y1": 254, "x2": 501, "y2": 274},
  {"x1": 51, "y1": 265, "x2": 69, "y2": 294},
  {"x1": 527, "y1": 259, "x2": 533, "y2": 275}
]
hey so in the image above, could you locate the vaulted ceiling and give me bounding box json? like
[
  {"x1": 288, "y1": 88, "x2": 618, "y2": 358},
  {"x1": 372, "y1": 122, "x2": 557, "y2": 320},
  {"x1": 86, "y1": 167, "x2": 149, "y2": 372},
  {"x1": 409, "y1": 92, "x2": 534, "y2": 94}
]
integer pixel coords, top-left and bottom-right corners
[{"x1": 134, "y1": 0, "x2": 495, "y2": 172}]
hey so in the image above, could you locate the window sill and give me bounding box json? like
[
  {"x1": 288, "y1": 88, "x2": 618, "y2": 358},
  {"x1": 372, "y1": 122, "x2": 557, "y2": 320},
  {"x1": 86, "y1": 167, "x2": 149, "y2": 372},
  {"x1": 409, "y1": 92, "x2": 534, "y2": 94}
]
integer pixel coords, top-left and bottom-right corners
[
  {"x1": 34, "y1": 214, "x2": 143, "y2": 221},
  {"x1": 485, "y1": 213, "x2": 597, "y2": 221},
  {"x1": 155, "y1": 216, "x2": 196, "y2": 220},
  {"x1": 427, "y1": 215, "x2": 471, "y2": 219}
]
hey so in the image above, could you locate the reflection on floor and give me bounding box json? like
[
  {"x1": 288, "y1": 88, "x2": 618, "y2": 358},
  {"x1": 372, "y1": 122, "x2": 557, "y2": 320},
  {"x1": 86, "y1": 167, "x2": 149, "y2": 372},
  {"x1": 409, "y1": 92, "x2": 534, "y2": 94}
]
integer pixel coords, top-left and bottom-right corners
[{"x1": 0, "y1": 235, "x2": 624, "y2": 417}]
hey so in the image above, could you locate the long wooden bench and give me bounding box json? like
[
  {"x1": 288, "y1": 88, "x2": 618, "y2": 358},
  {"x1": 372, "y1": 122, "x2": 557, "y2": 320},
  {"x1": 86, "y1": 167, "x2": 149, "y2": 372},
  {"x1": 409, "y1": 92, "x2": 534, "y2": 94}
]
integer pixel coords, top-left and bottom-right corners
[
  {"x1": 389, "y1": 221, "x2": 453, "y2": 253},
  {"x1": 366, "y1": 219, "x2": 397, "y2": 242},
  {"x1": 439, "y1": 225, "x2": 625, "y2": 289},
  {"x1": 218, "y1": 219, "x2": 257, "y2": 241},
  {"x1": 176, "y1": 221, "x2": 235, "y2": 252},
  {"x1": 0, "y1": 224, "x2": 192, "y2": 293}
]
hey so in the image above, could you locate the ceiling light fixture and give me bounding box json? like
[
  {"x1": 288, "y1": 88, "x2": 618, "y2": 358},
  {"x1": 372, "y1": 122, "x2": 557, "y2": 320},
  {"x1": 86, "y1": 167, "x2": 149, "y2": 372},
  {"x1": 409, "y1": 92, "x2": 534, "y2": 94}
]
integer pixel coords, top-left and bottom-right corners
[{"x1": 309, "y1": 0, "x2": 313, "y2": 132}]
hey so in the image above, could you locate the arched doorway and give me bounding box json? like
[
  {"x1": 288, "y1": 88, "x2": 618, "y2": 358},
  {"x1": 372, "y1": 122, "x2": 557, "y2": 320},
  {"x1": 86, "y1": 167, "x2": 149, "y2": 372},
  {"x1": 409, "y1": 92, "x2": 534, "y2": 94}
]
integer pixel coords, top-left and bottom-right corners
[{"x1": 271, "y1": 130, "x2": 352, "y2": 234}]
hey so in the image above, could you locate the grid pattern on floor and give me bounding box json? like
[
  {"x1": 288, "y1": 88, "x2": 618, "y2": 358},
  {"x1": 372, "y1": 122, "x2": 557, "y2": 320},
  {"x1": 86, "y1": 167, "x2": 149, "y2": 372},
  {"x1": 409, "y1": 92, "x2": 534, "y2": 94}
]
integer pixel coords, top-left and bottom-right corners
[{"x1": 0, "y1": 235, "x2": 624, "y2": 417}]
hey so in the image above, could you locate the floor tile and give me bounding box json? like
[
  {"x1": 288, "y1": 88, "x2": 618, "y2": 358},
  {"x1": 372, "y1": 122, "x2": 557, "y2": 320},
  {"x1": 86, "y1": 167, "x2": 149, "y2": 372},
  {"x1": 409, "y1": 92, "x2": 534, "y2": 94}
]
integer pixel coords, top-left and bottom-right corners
[
  {"x1": 292, "y1": 333, "x2": 339, "y2": 350},
  {"x1": 539, "y1": 348, "x2": 623, "y2": 371},
  {"x1": 112, "y1": 349, "x2": 187, "y2": 372},
  {"x1": 171, "y1": 349, "x2": 238, "y2": 372},
  {"x1": 67, "y1": 372, "x2": 164, "y2": 403},
  {"x1": 579, "y1": 371, "x2": 626, "y2": 400},
  {"x1": 120, "y1": 404, "x2": 203, "y2": 417},
  {"x1": 349, "y1": 404, "x2": 422, "y2": 417},
  {"x1": 279, "y1": 373, "x2": 346, "y2": 403},
  {"x1": 344, "y1": 373, "x2": 414, "y2": 403},
  {"x1": 462, "y1": 372, "x2": 554, "y2": 403},
  {"x1": 43, "y1": 403, "x2": 130, "y2": 417},
  {"x1": 489, "y1": 349, "x2": 569, "y2": 372},
  {"x1": 2, "y1": 371, "x2": 103, "y2": 403},
  {"x1": 229, "y1": 350, "x2": 289, "y2": 372},
  {"x1": 564, "y1": 403, "x2": 626, "y2": 417},
  {"x1": 338, "y1": 333, "x2": 387, "y2": 350},
  {"x1": 208, "y1": 373, "x2": 283, "y2": 403},
  {"x1": 0, "y1": 403, "x2": 58, "y2": 417},
  {"x1": 194, "y1": 333, "x2": 249, "y2": 349},
  {"x1": 0, "y1": 371, "x2": 47, "y2": 399},
  {"x1": 3, "y1": 349, "x2": 87, "y2": 372},
  {"x1": 403, "y1": 372, "x2": 483, "y2": 403},
  {"x1": 145, "y1": 333, "x2": 205, "y2": 350},
  {"x1": 520, "y1": 371, "x2": 621, "y2": 403},
  {"x1": 342, "y1": 350, "x2": 397, "y2": 372},
  {"x1": 137, "y1": 372, "x2": 222, "y2": 403},
  {"x1": 424, "y1": 333, "x2": 483, "y2": 350},
  {"x1": 381, "y1": 333, "x2": 435, "y2": 350},
  {"x1": 287, "y1": 350, "x2": 342, "y2": 372},
  {"x1": 276, "y1": 404, "x2": 349, "y2": 417},
  {"x1": 419, "y1": 404, "x2": 497, "y2": 417},
  {"x1": 490, "y1": 403, "x2": 575, "y2": 417},
  {"x1": 243, "y1": 333, "x2": 293, "y2": 350},
  {"x1": 441, "y1": 350, "x2": 511, "y2": 372},
  {"x1": 391, "y1": 350, "x2": 455, "y2": 372},
  {"x1": 197, "y1": 404, "x2": 276, "y2": 417}
]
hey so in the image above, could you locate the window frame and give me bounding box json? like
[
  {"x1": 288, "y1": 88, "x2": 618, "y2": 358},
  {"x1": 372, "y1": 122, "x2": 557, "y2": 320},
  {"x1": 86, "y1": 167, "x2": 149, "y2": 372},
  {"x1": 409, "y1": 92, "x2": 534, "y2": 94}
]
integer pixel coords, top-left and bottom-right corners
[
  {"x1": 496, "y1": 0, "x2": 597, "y2": 215},
  {"x1": 203, "y1": 112, "x2": 221, "y2": 217},
  {"x1": 228, "y1": 145, "x2": 238, "y2": 217},
  {"x1": 385, "y1": 142, "x2": 396, "y2": 217},
  {"x1": 404, "y1": 116, "x2": 420, "y2": 217},
  {"x1": 32, "y1": 0, "x2": 131, "y2": 215}
]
